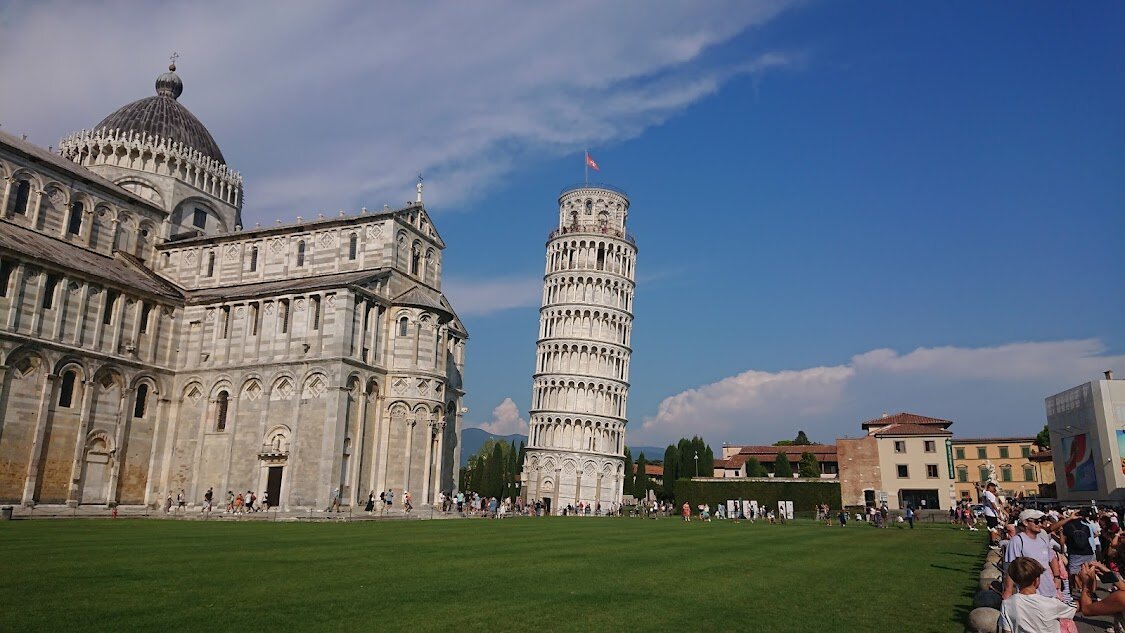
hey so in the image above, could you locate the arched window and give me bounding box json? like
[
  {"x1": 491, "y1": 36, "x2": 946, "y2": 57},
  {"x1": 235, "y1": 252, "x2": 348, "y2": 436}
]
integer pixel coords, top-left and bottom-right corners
[
  {"x1": 398, "y1": 316, "x2": 409, "y2": 337},
  {"x1": 134, "y1": 384, "x2": 149, "y2": 418},
  {"x1": 216, "y1": 391, "x2": 229, "y2": 431},
  {"x1": 279, "y1": 299, "x2": 290, "y2": 334},
  {"x1": 249, "y1": 246, "x2": 258, "y2": 272},
  {"x1": 58, "y1": 369, "x2": 78, "y2": 408},
  {"x1": 348, "y1": 234, "x2": 358, "y2": 260},
  {"x1": 297, "y1": 241, "x2": 306, "y2": 267},
  {"x1": 206, "y1": 251, "x2": 215, "y2": 277},
  {"x1": 1023, "y1": 465, "x2": 1036, "y2": 482},
  {"x1": 11, "y1": 180, "x2": 31, "y2": 215},
  {"x1": 67, "y1": 202, "x2": 84, "y2": 235},
  {"x1": 311, "y1": 296, "x2": 321, "y2": 330}
]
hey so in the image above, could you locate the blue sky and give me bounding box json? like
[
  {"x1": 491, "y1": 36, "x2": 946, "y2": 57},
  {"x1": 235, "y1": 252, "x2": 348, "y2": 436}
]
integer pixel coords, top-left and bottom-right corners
[{"x1": 2, "y1": 1, "x2": 1122, "y2": 447}]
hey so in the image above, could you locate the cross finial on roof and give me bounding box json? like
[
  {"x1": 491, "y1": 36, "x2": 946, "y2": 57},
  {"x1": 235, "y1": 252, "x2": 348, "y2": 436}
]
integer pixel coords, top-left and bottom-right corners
[{"x1": 169, "y1": 51, "x2": 180, "y2": 70}]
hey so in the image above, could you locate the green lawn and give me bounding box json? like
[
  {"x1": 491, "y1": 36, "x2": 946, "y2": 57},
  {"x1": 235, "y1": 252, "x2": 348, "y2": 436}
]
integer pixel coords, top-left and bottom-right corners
[{"x1": 0, "y1": 517, "x2": 984, "y2": 632}]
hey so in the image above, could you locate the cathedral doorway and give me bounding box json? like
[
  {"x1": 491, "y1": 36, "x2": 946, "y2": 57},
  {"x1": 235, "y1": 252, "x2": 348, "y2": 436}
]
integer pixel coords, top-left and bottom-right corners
[
  {"x1": 81, "y1": 443, "x2": 111, "y2": 504},
  {"x1": 266, "y1": 467, "x2": 283, "y2": 509}
]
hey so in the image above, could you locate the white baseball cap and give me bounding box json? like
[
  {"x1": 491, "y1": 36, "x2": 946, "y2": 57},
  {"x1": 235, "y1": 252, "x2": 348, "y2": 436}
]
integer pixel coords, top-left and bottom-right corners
[{"x1": 1018, "y1": 509, "x2": 1046, "y2": 523}]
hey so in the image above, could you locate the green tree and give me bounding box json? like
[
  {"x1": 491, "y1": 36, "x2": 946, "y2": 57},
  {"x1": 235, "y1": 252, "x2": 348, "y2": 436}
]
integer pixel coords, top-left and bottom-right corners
[
  {"x1": 745, "y1": 457, "x2": 768, "y2": 477},
  {"x1": 1036, "y1": 424, "x2": 1051, "y2": 449},
  {"x1": 635, "y1": 454, "x2": 650, "y2": 501},
  {"x1": 662, "y1": 445, "x2": 679, "y2": 498},
  {"x1": 774, "y1": 452, "x2": 793, "y2": 478},
  {"x1": 623, "y1": 447, "x2": 634, "y2": 498},
  {"x1": 798, "y1": 451, "x2": 821, "y2": 478},
  {"x1": 794, "y1": 431, "x2": 812, "y2": 446},
  {"x1": 772, "y1": 440, "x2": 794, "y2": 446}
]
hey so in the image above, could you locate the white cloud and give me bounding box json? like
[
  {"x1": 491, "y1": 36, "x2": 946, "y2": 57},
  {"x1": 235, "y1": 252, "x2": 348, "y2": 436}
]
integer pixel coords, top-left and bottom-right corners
[
  {"x1": 477, "y1": 397, "x2": 529, "y2": 436},
  {"x1": 442, "y1": 276, "x2": 543, "y2": 316},
  {"x1": 640, "y1": 339, "x2": 1125, "y2": 445},
  {"x1": 0, "y1": 1, "x2": 800, "y2": 219}
]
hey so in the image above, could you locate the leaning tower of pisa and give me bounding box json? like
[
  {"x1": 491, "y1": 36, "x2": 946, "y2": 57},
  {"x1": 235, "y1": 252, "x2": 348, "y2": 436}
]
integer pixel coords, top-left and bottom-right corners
[{"x1": 520, "y1": 184, "x2": 636, "y2": 514}]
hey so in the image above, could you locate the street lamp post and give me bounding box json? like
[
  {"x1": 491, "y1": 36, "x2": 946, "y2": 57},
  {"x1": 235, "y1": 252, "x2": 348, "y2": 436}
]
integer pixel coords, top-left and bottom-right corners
[{"x1": 694, "y1": 452, "x2": 699, "y2": 478}]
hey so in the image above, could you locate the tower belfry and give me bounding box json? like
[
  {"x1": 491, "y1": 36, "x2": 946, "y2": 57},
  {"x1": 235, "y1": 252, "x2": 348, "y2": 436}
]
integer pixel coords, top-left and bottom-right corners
[{"x1": 520, "y1": 184, "x2": 637, "y2": 513}]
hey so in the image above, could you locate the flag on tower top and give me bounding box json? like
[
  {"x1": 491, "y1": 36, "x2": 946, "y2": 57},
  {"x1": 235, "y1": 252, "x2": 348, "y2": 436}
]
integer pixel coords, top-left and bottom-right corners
[{"x1": 585, "y1": 152, "x2": 599, "y2": 171}]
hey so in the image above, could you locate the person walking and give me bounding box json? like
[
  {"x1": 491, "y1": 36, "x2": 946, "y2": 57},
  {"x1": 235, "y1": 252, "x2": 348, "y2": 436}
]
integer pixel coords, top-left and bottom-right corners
[
  {"x1": 177, "y1": 489, "x2": 186, "y2": 513},
  {"x1": 203, "y1": 487, "x2": 213, "y2": 514},
  {"x1": 905, "y1": 505, "x2": 915, "y2": 529},
  {"x1": 365, "y1": 491, "x2": 375, "y2": 513}
]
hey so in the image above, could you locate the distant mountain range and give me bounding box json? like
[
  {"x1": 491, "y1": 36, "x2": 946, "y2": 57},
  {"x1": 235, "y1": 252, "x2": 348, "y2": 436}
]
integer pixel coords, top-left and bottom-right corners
[{"x1": 460, "y1": 428, "x2": 665, "y2": 466}]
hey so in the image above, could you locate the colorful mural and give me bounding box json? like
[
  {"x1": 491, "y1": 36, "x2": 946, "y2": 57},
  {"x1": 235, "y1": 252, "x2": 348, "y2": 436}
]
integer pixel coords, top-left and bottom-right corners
[
  {"x1": 1062, "y1": 433, "x2": 1098, "y2": 492},
  {"x1": 1117, "y1": 430, "x2": 1125, "y2": 476}
]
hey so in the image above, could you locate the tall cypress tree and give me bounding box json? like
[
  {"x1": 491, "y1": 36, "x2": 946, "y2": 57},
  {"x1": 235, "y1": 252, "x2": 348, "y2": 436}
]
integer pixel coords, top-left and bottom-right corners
[
  {"x1": 662, "y1": 445, "x2": 679, "y2": 498},
  {"x1": 635, "y1": 454, "x2": 649, "y2": 501},
  {"x1": 623, "y1": 447, "x2": 634, "y2": 498},
  {"x1": 702, "y1": 444, "x2": 715, "y2": 477},
  {"x1": 746, "y1": 457, "x2": 768, "y2": 477},
  {"x1": 488, "y1": 443, "x2": 505, "y2": 498},
  {"x1": 774, "y1": 451, "x2": 794, "y2": 478},
  {"x1": 798, "y1": 451, "x2": 821, "y2": 478}
]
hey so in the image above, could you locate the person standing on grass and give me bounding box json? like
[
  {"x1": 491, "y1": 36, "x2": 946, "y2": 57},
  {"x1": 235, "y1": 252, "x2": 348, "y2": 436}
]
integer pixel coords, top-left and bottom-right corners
[
  {"x1": 226, "y1": 490, "x2": 235, "y2": 513},
  {"x1": 386, "y1": 489, "x2": 394, "y2": 510},
  {"x1": 838, "y1": 509, "x2": 848, "y2": 527},
  {"x1": 905, "y1": 505, "x2": 915, "y2": 529},
  {"x1": 203, "y1": 488, "x2": 213, "y2": 514},
  {"x1": 365, "y1": 491, "x2": 375, "y2": 512},
  {"x1": 177, "y1": 489, "x2": 186, "y2": 513},
  {"x1": 681, "y1": 502, "x2": 691, "y2": 522},
  {"x1": 164, "y1": 491, "x2": 173, "y2": 514},
  {"x1": 983, "y1": 481, "x2": 1004, "y2": 534}
]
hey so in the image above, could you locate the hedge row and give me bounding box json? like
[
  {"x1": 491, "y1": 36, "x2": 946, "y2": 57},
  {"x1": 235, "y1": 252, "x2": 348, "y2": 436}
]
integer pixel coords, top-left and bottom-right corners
[{"x1": 673, "y1": 478, "x2": 842, "y2": 513}]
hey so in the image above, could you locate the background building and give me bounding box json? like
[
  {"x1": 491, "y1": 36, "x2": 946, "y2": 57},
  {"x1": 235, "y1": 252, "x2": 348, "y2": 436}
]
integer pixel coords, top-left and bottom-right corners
[
  {"x1": 715, "y1": 445, "x2": 839, "y2": 478},
  {"x1": 0, "y1": 65, "x2": 467, "y2": 510},
  {"x1": 1046, "y1": 371, "x2": 1125, "y2": 501},
  {"x1": 520, "y1": 184, "x2": 636, "y2": 513},
  {"x1": 951, "y1": 437, "x2": 1050, "y2": 502}
]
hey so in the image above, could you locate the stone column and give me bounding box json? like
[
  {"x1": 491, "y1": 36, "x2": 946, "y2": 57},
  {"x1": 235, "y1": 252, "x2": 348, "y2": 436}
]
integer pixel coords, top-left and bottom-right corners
[
  {"x1": 595, "y1": 472, "x2": 603, "y2": 512},
  {"x1": 142, "y1": 396, "x2": 169, "y2": 506},
  {"x1": 347, "y1": 385, "x2": 368, "y2": 504},
  {"x1": 421, "y1": 421, "x2": 435, "y2": 504},
  {"x1": 21, "y1": 372, "x2": 58, "y2": 504},
  {"x1": 372, "y1": 396, "x2": 389, "y2": 494},
  {"x1": 66, "y1": 379, "x2": 98, "y2": 505},
  {"x1": 402, "y1": 418, "x2": 416, "y2": 495},
  {"x1": 432, "y1": 422, "x2": 445, "y2": 504},
  {"x1": 217, "y1": 393, "x2": 241, "y2": 503},
  {"x1": 107, "y1": 386, "x2": 133, "y2": 503},
  {"x1": 5, "y1": 263, "x2": 27, "y2": 330},
  {"x1": 26, "y1": 269, "x2": 46, "y2": 333}
]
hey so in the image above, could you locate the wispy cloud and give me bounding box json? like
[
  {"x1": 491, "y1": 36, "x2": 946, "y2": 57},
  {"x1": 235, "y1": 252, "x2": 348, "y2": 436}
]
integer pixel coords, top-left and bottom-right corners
[
  {"x1": 476, "y1": 397, "x2": 529, "y2": 436},
  {"x1": 443, "y1": 276, "x2": 542, "y2": 316},
  {"x1": 0, "y1": 1, "x2": 801, "y2": 220},
  {"x1": 640, "y1": 339, "x2": 1125, "y2": 445}
]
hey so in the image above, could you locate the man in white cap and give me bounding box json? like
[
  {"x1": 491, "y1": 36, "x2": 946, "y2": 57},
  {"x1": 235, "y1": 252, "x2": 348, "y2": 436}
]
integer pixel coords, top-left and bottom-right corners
[{"x1": 1002, "y1": 509, "x2": 1059, "y2": 600}]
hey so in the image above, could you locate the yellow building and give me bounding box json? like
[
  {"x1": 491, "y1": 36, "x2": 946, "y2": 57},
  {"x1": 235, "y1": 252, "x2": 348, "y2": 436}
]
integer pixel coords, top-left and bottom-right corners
[{"x1": 951, "y1": 437, "x2": 1053, "y2": 502}]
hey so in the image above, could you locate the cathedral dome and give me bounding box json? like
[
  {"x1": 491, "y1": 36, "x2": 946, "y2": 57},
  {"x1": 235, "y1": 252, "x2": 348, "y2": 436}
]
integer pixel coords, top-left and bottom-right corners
[{"x1": 94, "y1": 64, "x2": 226, "y2": 164}]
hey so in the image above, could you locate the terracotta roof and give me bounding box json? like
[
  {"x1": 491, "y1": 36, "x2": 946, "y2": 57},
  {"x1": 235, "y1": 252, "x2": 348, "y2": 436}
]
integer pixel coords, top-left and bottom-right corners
[
  {"x1": 186, "y1": 269, "x2": 387, "y2": 304},
  {"x1": 1028, "y1": 449, "x2": 1052, "y2": 462},
  {"x1": 0, "y1": 219, "x2": 183, "y2": 300},
  {"x1": 871, "y1": 422, "x2": 953, "y2": 437},
  {"x1": 631, "y1": 464, "x2": 663, "y2": 476},
  {"x1": 951, "y1": 437, "x2": 1036, "y2": 444},
  {"x1": 861, "y1": 412, "x2": 952, "y2": 430},
  {"x1": 717, "y1": 446, "x2": 839, "y2": 468}
]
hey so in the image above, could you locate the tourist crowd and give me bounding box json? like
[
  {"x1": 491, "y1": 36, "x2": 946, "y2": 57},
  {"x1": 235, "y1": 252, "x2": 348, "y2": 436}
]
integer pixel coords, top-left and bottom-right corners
[{"x1": 975, "y1": 479, "x2": 1125, "y2": 632}]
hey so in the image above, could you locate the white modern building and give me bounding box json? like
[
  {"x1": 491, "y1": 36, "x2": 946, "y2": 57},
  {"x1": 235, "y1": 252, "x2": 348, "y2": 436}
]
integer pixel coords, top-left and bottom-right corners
[
  {"x1": 520, "y1": 184, "x2": 636, "y2": 513},
  {"x1": 1047, "y1": 371, "x2": 1125, "y2": 501}
]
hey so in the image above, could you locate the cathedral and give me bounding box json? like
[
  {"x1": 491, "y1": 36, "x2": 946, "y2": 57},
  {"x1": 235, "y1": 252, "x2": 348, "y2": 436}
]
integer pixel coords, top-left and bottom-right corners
[{"x1": 0, "y1": 64, "x2": 467, "y2": 511}]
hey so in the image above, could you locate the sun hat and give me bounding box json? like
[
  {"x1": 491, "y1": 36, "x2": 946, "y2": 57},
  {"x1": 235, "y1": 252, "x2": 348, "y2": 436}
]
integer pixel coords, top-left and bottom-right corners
[{"x1": 1018, "y1": 509, "x2": 1046, "y2": 523}]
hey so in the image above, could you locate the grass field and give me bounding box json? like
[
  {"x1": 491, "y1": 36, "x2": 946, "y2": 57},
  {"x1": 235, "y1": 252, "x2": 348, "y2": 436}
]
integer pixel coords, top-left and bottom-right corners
[{"x1": 0, "y1": 517, "x2": 984, "y2": 632}]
